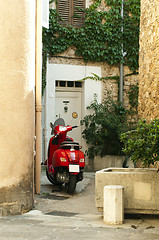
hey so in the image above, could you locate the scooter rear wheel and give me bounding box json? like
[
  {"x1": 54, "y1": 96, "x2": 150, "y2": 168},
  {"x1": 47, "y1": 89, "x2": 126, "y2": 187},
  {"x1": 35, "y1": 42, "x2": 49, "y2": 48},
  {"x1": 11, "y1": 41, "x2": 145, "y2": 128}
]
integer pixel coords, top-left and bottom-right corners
[{"x1": 66, "y1": 175, "x2": 77, "y2": 194}]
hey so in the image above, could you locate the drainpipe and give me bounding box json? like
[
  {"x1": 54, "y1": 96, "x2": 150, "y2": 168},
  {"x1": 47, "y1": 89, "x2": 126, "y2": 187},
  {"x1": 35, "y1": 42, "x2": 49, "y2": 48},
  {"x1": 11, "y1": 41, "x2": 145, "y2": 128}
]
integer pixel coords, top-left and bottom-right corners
[
  {"x1": 44, "y1": 56, "x2": 49, "y2": 162},
  {"x1": 35, "y1": 0, "x2": 42, "y2": 194},
  {"x1": 119, "y1": 63, "x2": 124, "y2": 104},
  {"x1": 119, "y1": 0, "x2": 124, "y2": 105}
]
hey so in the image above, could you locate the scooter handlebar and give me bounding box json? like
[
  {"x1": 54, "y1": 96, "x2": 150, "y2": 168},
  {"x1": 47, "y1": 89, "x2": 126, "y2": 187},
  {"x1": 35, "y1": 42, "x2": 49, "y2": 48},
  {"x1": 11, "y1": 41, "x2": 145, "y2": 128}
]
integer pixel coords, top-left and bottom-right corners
[{"x1": 72, "y1": 125, "x2": 78, "y2": 129}]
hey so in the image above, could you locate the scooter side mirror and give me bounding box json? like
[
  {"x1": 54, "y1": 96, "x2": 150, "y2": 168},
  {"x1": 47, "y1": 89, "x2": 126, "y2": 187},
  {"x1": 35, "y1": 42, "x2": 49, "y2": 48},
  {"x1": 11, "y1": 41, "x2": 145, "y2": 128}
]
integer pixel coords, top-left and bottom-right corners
[{"x1": 50, "y1": 122, "x2": 54, "y2": 135}]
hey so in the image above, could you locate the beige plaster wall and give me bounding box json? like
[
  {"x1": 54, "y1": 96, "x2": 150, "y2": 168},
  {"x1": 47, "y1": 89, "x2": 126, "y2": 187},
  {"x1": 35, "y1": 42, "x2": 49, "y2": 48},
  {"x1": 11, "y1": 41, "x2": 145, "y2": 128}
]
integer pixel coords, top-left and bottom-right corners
[
  {"x1": 139, "y1": 0, "x2": 159, "y2": 120},
  {"x1": 0, "y1": 0, "x2": 35, "y2": 215}
]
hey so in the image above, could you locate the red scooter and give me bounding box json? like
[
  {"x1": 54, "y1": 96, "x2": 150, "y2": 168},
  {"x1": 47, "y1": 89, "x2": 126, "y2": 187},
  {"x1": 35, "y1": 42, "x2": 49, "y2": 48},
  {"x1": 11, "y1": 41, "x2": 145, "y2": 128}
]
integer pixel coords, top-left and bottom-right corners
[{"x1": 45, "y1": 118, "x2": 85, "y2": 194}]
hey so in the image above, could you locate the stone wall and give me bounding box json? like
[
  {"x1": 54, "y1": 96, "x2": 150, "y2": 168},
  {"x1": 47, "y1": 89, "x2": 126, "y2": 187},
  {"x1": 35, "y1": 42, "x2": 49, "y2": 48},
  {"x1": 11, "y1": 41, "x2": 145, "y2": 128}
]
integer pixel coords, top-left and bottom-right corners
[{"x1": 139, "y1": 0, "x2": 159, "y2": 120}]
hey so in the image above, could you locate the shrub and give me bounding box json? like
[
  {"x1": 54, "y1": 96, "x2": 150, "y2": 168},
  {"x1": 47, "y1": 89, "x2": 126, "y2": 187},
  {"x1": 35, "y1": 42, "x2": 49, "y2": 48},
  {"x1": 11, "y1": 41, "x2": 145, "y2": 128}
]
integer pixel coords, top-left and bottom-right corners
[
  {"x1": 120, "y1": 119, "x2": 159, "y2": 167},
  {"x1": 81, "y1": 95, "x2": 129, "y2": 159}
]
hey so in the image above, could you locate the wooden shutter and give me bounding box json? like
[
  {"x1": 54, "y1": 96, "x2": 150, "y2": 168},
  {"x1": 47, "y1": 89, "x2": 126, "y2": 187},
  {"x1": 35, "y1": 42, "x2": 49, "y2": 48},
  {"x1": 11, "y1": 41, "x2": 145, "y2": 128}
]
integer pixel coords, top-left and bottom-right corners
[
  {"x1": 57, "y1": 0, "x2": 70, "y2": 24},
  {"x1": 57, "y1": 0, "x2": 85, "y2": 26},
  {"x1": 72, "y1": 0, "x2": 85, "y2": 26}
]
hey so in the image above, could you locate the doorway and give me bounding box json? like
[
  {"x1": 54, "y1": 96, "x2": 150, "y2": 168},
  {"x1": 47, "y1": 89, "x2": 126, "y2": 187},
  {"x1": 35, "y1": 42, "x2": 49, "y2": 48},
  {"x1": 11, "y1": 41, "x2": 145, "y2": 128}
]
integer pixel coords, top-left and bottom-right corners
[{"x1": 55, "y1": 81, "x2": 82, "y2": 144}]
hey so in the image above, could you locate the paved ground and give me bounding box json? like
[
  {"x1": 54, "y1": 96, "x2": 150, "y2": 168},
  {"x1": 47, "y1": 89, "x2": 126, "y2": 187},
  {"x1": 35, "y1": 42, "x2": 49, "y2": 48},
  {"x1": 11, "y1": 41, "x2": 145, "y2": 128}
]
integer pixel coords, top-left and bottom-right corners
[{"x1": 0, "y1": 168, "x2": 159, "y2": 240}]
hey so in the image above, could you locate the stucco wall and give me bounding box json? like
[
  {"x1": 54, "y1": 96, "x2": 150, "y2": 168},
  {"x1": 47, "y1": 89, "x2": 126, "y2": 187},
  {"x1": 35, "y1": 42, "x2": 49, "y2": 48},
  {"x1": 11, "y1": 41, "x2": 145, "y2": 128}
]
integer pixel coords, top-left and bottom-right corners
[
  {"x1": 0, "y1": 0, "x2": 35, "y2": 215},
  {"x1": 139, "y1": 0, "x2": 159, "y2": 120}
]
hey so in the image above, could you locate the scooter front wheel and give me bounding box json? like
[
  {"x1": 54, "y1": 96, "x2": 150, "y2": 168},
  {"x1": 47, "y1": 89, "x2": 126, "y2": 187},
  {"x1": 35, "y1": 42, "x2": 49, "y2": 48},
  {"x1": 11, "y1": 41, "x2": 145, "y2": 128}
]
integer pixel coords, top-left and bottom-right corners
[{"x1": 66, "y1": 175, "x2": 77, "y2": 194}]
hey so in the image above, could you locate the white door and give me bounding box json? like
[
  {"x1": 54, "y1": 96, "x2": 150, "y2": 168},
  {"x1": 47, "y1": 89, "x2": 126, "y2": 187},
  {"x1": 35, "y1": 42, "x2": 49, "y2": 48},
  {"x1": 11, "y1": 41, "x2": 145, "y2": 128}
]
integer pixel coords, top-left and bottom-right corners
[{"x1": 55, "y1": 91, "x2": 82, "y2": 144}]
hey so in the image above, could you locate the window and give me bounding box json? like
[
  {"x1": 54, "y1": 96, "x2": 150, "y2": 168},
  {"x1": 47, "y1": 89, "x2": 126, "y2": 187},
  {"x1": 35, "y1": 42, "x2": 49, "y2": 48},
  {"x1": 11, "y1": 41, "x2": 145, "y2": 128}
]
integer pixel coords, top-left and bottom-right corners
[
  {"x1": 56, "y1": 81, "x2": 82, "y2": 88},
  {"x1": 57, "y1": 0, "x2": 85, "y2": 26}
]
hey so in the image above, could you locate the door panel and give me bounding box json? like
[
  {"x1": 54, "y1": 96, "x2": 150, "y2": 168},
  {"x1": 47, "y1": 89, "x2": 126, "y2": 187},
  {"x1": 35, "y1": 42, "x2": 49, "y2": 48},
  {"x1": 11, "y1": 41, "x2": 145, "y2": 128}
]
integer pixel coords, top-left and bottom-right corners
[{"x1": 55, "y1": 91, "x2": 82, "y2": 144}]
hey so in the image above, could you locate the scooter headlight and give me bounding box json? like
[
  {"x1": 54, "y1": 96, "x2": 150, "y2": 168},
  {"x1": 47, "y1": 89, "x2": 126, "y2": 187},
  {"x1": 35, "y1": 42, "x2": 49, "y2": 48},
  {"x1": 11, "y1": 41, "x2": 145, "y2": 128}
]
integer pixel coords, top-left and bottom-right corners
[
  {"x1": 80, "y1": 158, "x2": 84, "y2": 163},
  {"x1": 60, "y1": 158, "x2": 67, "y2": 162}
]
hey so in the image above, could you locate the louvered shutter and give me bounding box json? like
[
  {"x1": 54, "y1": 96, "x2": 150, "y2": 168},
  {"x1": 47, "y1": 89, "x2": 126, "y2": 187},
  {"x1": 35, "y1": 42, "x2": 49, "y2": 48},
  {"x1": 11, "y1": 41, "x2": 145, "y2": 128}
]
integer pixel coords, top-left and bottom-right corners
[
  {"x1": 72, "y1": 0, "x2": 85, "y2": 26},
  {"x1": 57, "y1": 0, "x2": 70, "y2": 24},
  {"x1": 57, "y1": 0, "x2": 85, "y2": 26}
]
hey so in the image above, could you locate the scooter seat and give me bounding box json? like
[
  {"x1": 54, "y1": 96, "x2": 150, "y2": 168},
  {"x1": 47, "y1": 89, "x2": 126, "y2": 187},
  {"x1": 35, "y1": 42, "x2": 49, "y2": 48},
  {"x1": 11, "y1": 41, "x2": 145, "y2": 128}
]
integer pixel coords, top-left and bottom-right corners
[{"x1": 59, "y1": 141, "x2": 81, "y2": 150}]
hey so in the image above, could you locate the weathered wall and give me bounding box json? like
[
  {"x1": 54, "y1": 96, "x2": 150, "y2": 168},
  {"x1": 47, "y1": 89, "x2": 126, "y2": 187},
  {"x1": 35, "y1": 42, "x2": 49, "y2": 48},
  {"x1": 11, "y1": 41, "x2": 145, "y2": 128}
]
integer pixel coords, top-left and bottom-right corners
[
  {"x1": 0, "y1": 0, "x2": 35, "y2": 215},
  {"x1": 101, "y1": 65, "x2": 138, "y2": 112},
  {"x1": 139, "y1": 0, "x2": 159, "y2": 120}
]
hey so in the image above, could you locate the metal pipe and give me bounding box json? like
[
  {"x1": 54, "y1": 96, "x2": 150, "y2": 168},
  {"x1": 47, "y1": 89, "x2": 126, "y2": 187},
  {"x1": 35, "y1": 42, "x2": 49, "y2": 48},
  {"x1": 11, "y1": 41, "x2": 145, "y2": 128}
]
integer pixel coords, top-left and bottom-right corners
[
  {"x1": 119, "y1": 62, "x2": 124, "y2": 103},
  {"x1": 35, "y1": 0, "x2": 42, "y2": 194},
  {"x1": 119, "y1": 0, "x2": 124, "y2": 104},
  {"x1": 44, "y1": 56, "x2": 49, "y2": 162}
]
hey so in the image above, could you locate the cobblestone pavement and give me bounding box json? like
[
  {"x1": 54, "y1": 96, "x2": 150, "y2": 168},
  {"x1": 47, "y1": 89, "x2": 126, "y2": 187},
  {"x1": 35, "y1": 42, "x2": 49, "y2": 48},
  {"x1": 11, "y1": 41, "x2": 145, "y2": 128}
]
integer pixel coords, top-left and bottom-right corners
[{"x1": 0, "y1": 169, "x2": 159, "y2": 240}]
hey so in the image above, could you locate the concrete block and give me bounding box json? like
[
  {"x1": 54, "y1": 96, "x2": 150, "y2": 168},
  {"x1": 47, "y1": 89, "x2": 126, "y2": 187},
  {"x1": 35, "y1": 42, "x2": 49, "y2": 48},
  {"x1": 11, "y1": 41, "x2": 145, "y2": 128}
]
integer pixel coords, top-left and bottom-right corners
[
  {"x1": 103, "y1": 185, "x2": 124, "y2": 225},
  {"x1": 95, "y1": 168, "x2": 159, "y2": 214}
]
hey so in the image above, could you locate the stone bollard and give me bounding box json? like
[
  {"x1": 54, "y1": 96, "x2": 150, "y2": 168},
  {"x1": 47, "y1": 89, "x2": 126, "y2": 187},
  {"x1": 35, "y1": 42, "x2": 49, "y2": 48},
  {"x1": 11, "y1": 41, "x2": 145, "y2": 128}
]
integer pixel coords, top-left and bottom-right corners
[{"x1": 103, "y1": 185, "x2": 124, "y2": 225}]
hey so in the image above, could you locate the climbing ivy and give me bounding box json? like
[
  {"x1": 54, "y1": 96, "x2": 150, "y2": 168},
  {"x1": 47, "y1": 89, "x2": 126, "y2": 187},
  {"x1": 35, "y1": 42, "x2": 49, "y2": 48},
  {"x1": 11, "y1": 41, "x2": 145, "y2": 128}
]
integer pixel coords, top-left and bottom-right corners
[
  {"x1": 42, "y1": 0, "x2": 140, "y2": 93},
  {"x1": 42, "y1": 49, "x2": 47, "y2": 96},
  {"x1": 43, "y1": 0, "x2": 140, "y2": 67},
  {"x1": 128, "y1": 83, "x2": 139, "y2": 113}
]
